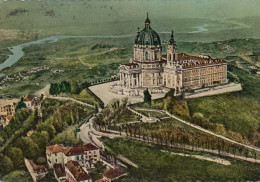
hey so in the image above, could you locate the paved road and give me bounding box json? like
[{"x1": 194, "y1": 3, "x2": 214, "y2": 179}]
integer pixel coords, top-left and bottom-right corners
[
  {"x1": 91, "y1": 126, "x2": 260, "y2": 164},
  {"x1": 161, "y1": 150, "x2": 231, "y2": 165},
  {"x1": 133, "y1": 107, "x2": 260, "y2": 153}
]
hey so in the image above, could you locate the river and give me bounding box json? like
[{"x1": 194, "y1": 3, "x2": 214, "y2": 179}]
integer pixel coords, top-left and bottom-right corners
[
  {"x1": 0, "y1": 25, "x2": 210, "y2": 78},
  {"x1": 0, "y1": 35, "x2": 136, "y2": 77}
]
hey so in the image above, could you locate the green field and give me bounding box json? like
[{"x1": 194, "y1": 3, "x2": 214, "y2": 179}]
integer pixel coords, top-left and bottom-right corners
[
  {"x1": 103, "y1": 138, "x2": 260, "y2": 181},
  {"x1": 0, "y1": 38, "x2": 131, "y2": 98}
]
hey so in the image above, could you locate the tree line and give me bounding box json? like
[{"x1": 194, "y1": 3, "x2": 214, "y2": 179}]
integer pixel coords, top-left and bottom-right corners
[
  {"x1": 93, "y1": 98, "x2": 128, "y2": 131},
  {"x1": 49, "y1": 81, "x2": 91, "y2": 95},
  {"x1": 92, "y1": 100, "x2": 259, "y2": 162}
]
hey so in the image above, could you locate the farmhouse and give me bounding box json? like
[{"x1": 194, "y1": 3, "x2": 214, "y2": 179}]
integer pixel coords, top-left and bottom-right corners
[{"x1": 118, "y1": 14, "x2": 227, "y2": 95}]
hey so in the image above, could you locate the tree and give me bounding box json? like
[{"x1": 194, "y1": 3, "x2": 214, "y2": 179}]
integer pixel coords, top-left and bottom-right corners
[
  {"x1": 36, "y1": 157, "x2": 46, "y2": 164},
  {"x1": 6, "y1": 147, "x2": 24, "y2": 169},
  {"x1": 14, "y1": 137, "x2": 40, "y2": 161},
  {"x1": 2, "y1": 170, "x2": 31, "y2": 182},
  {"x1": 49, "y1": 83, "x2": 60, "y2": 95},
  {"x1": 60, "y1": 81, "x2": 71, "y2": 93},
  {"x1": 33, "y1": 109, "x2": 40, "y2": 126},
  {"x1": 16, "y1": 97, "x2": 26, "y2": 110},
  {"x1": 70, "y1": 82, "x2": 81, "y2": 94},
  {"x1": 0, "y1": 156, "x2": 14, "y2": 175},
  {"x1": 30, "y1": 131, "x2": 49, "y2": 155},
  {"x1": 164, "y1": 88, "x2": 175, "y2": 98},
  {"x1": 143, "y1": 88, "x2": 152, "y2": 106}
]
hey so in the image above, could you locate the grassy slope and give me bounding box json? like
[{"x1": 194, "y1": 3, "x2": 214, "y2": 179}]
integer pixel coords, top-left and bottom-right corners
[
  {"x1": 103, "y1": 138, "x2": 260, "y2": 181},
  {"x1": 188, "y1": 93, "x2": 260, "y2": 137},
  {"x1": 188, "y1": 63, "x2": 260, "y2": 138},
  {"x1": 59, "y1": 89, "x2": 99, "y2": 106}
]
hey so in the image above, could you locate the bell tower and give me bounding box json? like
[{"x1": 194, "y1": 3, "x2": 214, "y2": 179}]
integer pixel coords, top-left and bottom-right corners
[{"x1": 167, "y1": 30, "x2": 177, "y2": 62}]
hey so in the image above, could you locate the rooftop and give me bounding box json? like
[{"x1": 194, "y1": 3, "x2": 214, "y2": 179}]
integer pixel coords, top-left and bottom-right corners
[
  {"x1": 46, "y1": 144, "x2": 66, "y2": 153},
  {"x1": 24, "y1": 94, "x2": 37, "y2": 102},
  {"x1": 82, "y1": 143, "x2": 99, "y2": 151},
  {"x1": 177, "y1": 53, "x2": 226, "y2": 68},
  {"x1": 103, "y1": 167, "x2": 126, "y2": 180},
  {"x1": 65, "y1": 161, "x2": 91, "y2": 181},
  {"x1": 63, "y1": 146, "x2": 84, "y2": 156}
]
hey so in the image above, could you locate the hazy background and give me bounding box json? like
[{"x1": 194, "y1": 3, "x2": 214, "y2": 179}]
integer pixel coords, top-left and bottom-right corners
[{"x1": 0, "y1": 0, "x2": 259, "y2": 42}]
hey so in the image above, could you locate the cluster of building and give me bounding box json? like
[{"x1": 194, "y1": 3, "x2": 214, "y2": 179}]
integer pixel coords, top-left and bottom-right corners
[
  {"x1": 117, "y1": 14, "x2": 227, "y2": 96},
  {"x1": 26, "y1": 65, "x2": 50, "y2": 75},
  {"x1": 0, "y1": 72, "x2": 27, "y2": 84},
  {"x1": 0, "y1": 65, "x2": 49, "y2": 85},
  {"x1": 0, "y1": 99, "x2": 18, "y2": 127},
  {"x1": 24, "y1": 143, "x2": 126, "y2": 182},
  {"x1": 0, "y1": 94, "x2": 40, "y2": 128}
]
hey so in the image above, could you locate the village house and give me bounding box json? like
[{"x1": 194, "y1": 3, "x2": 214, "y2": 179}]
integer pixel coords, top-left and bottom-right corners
[
  {"x1": 63, "y1": 146, "x2": 86, "y2": 167},
  {"x1": 24, "y1": 158, "x2": 48, "y2": 182},
  {"x1": 82, "y1": 143, "x2": 100, "y2": 167},
  {"x1": 46, "y1": 144, "x2": 66, "y2": 168},
  {"x1": 65, "y1": 160, "x2": 92, "y2": 182},
  {"x1": 23, "y1": 94, "x2": 38, "y2": 108}
]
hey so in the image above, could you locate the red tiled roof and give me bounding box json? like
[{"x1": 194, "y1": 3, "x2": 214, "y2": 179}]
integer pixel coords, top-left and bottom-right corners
[
  {"x1": 24, "y1": 94, "x2": 36, "y2": 102},
  {"x1": 82, "y1": 143, "x2": 99, "y2": 151},
  {"x1": 103, "y1": 168, "x2": 126, "y2": 180},
  {"x1": 65, "y1": 161, "x2": 91, "y2": 181},
  {"x1": 63, "y1": 146, "x2": 84, "y2": 156},
  {"x1": 177, "y1": 53, "x2": 226, "y2": 68},
  {"x1": 46, "y1": 144, "x2": 66, "y2": 153},
  {"x1": 54, "y1": 163, "x2": 65, "y2": 178}
]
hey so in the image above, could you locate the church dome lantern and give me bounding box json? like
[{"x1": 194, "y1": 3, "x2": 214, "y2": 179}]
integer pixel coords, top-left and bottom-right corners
[{"x1": 135, "y1": 13, "x2": 161, "y2": 46}]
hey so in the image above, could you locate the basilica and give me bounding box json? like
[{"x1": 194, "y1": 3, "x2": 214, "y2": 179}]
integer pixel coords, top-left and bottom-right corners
[{"x1": 118, "y1": 14, "x2": 227, "y2": 96}]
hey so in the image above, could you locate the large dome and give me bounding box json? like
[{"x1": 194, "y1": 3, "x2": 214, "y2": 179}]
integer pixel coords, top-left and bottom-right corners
[
  {"x1": 134, "y1": 14, "x2": 161, "y2": 46},
  {"x1": 135, "y1": 28, "x2": 161, "y2": 46}
]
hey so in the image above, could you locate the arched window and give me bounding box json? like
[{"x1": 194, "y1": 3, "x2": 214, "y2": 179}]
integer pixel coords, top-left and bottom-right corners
[{"x1": 145, "y1": 52, "x2": 148, "y2": 60}]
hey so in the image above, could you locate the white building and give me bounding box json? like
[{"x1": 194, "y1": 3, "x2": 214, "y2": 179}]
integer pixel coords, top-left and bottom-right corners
[{"x1": 46, "y1": 144, "x2": 66, "y2": 168}]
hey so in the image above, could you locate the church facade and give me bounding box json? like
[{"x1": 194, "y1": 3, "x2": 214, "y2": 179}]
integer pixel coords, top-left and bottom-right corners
[{"x1": 119, "y1": 15, "x2": 227, "y2": 95}]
